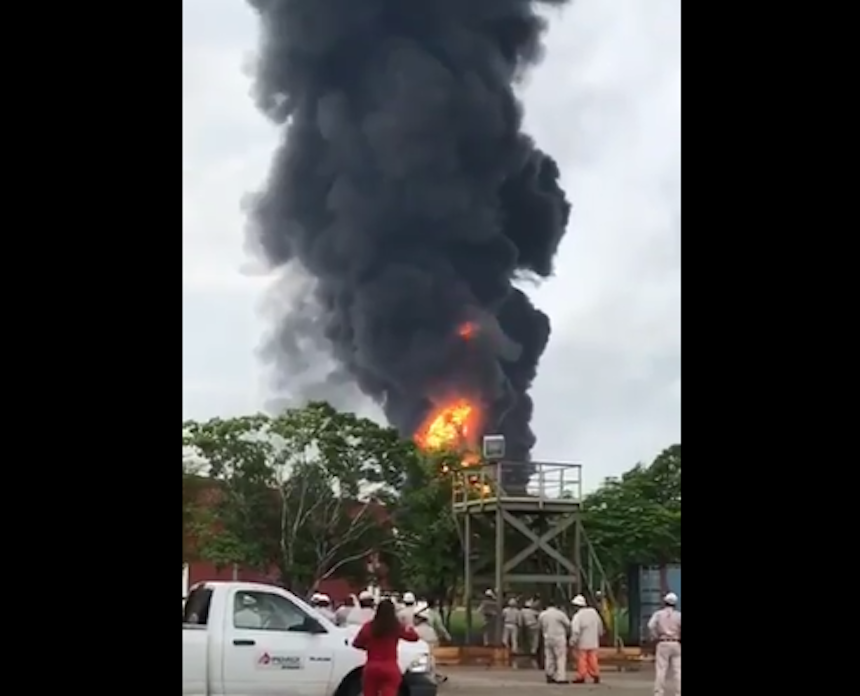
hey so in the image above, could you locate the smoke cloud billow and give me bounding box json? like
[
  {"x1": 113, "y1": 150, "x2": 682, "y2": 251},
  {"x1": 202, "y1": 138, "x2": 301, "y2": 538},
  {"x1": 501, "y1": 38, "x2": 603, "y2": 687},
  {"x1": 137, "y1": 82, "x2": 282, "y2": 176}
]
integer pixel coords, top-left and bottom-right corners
[{"x1": 245, "y1": 0, "x2": 572, "y2": 487}]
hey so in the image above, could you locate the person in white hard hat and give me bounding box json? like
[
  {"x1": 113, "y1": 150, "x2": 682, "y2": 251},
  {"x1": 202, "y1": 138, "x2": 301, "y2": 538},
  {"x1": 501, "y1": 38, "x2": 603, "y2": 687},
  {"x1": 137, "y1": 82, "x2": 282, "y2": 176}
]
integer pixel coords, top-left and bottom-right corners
[
  {"x1": 501, "y1": 598, "x2": 522, "y2": 657},
  {"x1": 310, "y1": 593, "x2": 336, "y2": 622},
  {"x1": 520, "y1": 599, "x2": 541, "y2": 665},
  {"x1": 345, "y1": 590, "x2": 377, "y2": 626},
  {"x1": 569, "y1": 595, "x2": 604, "y2": 684},
  {"x1": 538, "y1": 597, "x2": 571, "y2": 683},
  {"x1": 397, "y1": 592, "x2": 417, "y2": 626},
  {"x1": 647, "y1": 592, "x2": 681, "y2": 696},
  {"x1": 478, "y1": 589, "x2": 499, "y2": 645},
  {"x1": 334, "y1": 595, "x2": 355, "y2": 626}
]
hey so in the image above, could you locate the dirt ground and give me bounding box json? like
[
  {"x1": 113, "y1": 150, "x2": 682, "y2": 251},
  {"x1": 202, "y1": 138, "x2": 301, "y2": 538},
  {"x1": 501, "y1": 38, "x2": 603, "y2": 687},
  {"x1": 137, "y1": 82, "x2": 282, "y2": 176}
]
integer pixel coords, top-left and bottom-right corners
[{"x1": 438, "y1": 666, "x2": 661, "y2": 695}]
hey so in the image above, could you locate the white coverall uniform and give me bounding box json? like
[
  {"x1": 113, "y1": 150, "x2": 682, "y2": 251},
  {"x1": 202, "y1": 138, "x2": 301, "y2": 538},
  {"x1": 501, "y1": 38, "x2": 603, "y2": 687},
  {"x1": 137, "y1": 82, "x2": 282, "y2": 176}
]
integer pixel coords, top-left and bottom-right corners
[
  {"x1": 414, "y1": 604, "x2": 450, "y2": 685},
  {"x1": 501, "y1": 605, "x2": 521, "y2": 653},
  {"x1": 344, "y1": 606, "x2": 375, "y2": 626},
  {"x1": 316, "y1": 606, "x2": 336, "y2": 623},
  {"x1": 520, "y1": 606, "x2": 540, "y2": 655},
  {"x1": 538, "y1": 606, "x2": 571, "y2": 682},
  {"x1": 570, "y1": 606, "x2": 604, "y2": 682},
  {"x1": 233, "y1": 606, "x2": 262, "y2": 629},
  {"x1": 478, "y1": 598, "x2": 499, "y2": 645},
  {"x1": 398, "y1": 604, "x2": 417, "y2": 627},
  {"x1": 414, "y1": 621, "x2": 439, "y2": 647},
  {"x1": 334, "y1": 605, "x2": 351, "y2": 626},
  {"x1": 648, "y1": 607, "x2": 681, "y2": 696}
]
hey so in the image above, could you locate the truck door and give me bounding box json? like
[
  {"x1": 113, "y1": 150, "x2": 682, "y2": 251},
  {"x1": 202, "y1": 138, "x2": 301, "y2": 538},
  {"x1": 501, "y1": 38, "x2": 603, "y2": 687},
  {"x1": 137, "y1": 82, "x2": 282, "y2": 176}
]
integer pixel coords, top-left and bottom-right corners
[{"x1": 222, "y1": 588, "x2": 334, "y2": 696}]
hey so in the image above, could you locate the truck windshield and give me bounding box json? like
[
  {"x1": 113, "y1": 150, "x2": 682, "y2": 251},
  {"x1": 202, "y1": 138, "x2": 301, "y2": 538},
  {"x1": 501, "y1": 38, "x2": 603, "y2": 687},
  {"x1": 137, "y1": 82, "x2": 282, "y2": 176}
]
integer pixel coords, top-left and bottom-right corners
[{"x1": 183, "y1": 586, "x2": 212, "y2": 625}]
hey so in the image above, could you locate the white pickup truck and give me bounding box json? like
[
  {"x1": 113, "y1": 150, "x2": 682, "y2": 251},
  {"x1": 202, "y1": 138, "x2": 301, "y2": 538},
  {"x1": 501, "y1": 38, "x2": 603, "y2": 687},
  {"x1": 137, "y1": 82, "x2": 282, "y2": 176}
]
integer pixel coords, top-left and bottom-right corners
[{"x1": 182, "y1": 581, "x2": 437, "y2": 696}]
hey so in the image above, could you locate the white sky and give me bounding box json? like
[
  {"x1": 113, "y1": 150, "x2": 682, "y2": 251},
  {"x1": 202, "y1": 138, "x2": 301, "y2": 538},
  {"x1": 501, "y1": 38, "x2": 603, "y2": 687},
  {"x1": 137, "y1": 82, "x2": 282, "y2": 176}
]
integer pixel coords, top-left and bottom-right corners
[{"x1": 182, "y1": 0, "x2": 681, "y2": 492}]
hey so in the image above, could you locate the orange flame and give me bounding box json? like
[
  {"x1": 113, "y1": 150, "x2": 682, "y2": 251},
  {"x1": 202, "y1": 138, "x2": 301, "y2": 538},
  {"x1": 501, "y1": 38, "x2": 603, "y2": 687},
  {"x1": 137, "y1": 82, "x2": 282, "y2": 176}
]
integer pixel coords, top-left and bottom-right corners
[
  {"x1": 461, "y1": 452, "x2": 480, "y2": 468},
  {"x1": 414, "y1": 397, "x2": 481, "y2": 453},
  {"x1": 457, "y1": 322, "x2": 478, "y2": 340}
]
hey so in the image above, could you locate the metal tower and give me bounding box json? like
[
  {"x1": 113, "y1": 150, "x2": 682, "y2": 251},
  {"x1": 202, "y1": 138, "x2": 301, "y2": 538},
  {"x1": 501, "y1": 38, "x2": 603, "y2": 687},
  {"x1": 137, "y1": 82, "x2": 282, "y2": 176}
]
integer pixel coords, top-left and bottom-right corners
[{"x1": 452, "y1": 458, "x2": 585, "y2": 644}]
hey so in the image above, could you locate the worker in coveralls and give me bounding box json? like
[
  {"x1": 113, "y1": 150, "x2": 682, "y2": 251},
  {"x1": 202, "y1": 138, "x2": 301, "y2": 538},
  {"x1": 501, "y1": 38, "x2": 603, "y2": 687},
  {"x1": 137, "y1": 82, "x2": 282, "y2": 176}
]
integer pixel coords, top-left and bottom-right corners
[
  {"x1": 397, "y1": 591, "x2": 417, "y2": 626},
  {"x1": 647, "y1": 592, "x2": 681, "y2": 696},
  {"x1": 569, "y1": 594, "x2": 604, "y2": 684},
  {"x1": 345, "y1": 590, "x2": 377, "y2": 626},
  {"x1": 520, "y1": 599, "x2": 541, "y2": 665},
  {"x1": 501, "y1": 598, "x2": 521, "y2": 656},
  {"x1": 334, "y1": 598, "x2": 353, "y2": 626},
  {"x1": 538, "y1": 598, "x2": 571, "y2": 683},
  {"x1": 413, "y1": 602, "x2": 450, "y2": 684},
  {"x1": 353, "y1": 599, "x2": 419, "y2": 696},
  {"x1": 310, "y1": 593, "x2": 337, "y2": 622},
  {"x1": 478, "y1": 589, "x2": 499, "y2": 645}
]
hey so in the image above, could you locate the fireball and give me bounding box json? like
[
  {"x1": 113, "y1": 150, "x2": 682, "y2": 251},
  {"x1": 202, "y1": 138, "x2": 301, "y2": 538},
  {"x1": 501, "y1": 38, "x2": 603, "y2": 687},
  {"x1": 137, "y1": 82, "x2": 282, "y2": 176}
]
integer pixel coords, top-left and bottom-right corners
[{"x1": 414, "y1": 397, "x2": 480, "y2": 451}]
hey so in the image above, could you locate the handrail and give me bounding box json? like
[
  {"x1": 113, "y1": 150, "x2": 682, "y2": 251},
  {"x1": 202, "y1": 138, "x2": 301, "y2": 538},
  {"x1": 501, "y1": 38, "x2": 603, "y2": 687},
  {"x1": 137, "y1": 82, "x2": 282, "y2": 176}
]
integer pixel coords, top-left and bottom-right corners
[
  {"x1": 581, "y1": 526, "x2": 625, "y2": 651},
  {"x1": 451, "y1": 460, "x2": 582, "y2": 508},
  {"x1": 449, "y1": 460, "x2": 623, "y2": 650}
]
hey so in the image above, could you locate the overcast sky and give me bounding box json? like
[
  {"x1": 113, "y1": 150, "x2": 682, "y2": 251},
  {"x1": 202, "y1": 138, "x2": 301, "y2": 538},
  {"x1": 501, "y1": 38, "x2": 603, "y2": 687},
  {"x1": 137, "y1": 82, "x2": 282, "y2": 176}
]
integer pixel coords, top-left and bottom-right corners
[{"x1": 182, "y1": 0, "x2": 680, "y2": 492}]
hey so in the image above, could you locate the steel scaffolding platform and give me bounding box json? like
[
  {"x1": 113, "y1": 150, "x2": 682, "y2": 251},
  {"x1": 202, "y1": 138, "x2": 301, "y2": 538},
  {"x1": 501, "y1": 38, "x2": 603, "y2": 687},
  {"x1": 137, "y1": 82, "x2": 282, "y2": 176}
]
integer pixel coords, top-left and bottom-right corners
[{"x1": 452, "y1": 460, "x2": 584, "y2": 644}]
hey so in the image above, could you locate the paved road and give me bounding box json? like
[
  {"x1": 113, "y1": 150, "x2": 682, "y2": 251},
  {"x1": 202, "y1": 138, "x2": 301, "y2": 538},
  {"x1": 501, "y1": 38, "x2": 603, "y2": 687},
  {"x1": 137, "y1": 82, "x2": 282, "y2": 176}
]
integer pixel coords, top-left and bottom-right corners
[{"x1": 438, "y1": 666, "x2": 659, "y2": 695}]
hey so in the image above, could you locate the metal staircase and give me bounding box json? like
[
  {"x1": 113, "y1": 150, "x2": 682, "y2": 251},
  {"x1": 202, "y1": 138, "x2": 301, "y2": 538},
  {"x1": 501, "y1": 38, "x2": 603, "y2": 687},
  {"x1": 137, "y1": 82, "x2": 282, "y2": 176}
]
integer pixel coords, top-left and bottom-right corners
[{"x1": 579, "y1": 526, "x2": 625, "y2": 650}]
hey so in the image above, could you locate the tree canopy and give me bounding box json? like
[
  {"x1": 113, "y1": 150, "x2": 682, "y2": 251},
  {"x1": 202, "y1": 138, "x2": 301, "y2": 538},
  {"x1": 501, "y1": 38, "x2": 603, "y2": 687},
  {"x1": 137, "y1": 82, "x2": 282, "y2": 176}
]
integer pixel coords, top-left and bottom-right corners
[
  {"x1": 581, "y1": 444, "x2": 681, "y2": 586},
  {"x1": 182, "y1": 402, "x2": 465, "y2": 595},
  {"x1": 183, "y1": 401, "x2": 680, "y2": 600}
]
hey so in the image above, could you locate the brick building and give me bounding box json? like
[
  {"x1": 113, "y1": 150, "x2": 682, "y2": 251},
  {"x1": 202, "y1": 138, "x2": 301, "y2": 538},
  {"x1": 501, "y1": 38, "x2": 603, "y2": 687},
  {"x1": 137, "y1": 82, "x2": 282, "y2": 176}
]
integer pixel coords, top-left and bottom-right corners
[{"x1": 182, "y1": 475, "x2": 391, "y2": 604}]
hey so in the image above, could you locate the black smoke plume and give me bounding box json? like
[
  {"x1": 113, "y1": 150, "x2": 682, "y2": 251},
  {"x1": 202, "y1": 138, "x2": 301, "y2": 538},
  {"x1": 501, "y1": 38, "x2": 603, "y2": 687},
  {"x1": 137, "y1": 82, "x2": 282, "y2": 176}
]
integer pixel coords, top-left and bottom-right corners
[{"x1": 245, "y1": 0, "x2": 572, "y2": 488}]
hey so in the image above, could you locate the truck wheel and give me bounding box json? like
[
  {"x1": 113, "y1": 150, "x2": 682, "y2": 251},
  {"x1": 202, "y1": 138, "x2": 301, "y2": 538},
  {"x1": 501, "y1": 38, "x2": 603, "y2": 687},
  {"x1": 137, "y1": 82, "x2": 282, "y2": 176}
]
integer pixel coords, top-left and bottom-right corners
[{"x1": 337, "y1": 672, "x2": 362, "y2": 696}]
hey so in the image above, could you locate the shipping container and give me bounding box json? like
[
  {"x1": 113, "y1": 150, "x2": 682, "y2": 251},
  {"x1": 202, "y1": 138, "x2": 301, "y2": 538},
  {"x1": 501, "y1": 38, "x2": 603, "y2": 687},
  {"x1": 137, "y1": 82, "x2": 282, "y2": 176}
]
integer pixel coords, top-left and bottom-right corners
[{"x1": 626, "y1": 564, "x2": 681, "y2": 645}]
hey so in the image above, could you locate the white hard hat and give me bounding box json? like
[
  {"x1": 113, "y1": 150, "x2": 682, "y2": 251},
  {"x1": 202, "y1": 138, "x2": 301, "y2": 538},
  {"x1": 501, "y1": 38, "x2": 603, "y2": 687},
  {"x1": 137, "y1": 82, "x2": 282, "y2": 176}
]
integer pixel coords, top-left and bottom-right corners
[
  {"x1": 484, "y1": 589, "x2": 495, "y2": 597},
  {"x1": 317, "y1": 593, "x2": 331, "y2": 604},
  {"x1": 241, "y1": 594, "x2": 257, "y2": 606},
  {"x1": 358, "y1": 590, "x2": 373, "y2": 601},
  {"x1": 664, "y1": 592, "x2": 678, "y2": 605},
  {"x1": 310, "y1": 592, "x2": 323, "y2": 602},
  {"x1": 524, "y1": 599, "x2": 533, "y2": 608},
  {"x1": 508, "y1": 598, "x2": 517, "y2": 606},
  {"x1": 403, "y1": 592, "x2": 416, "y2": 604},
  {"x1": 571, "y1": 595, "x2": 586, "y2": 607}
]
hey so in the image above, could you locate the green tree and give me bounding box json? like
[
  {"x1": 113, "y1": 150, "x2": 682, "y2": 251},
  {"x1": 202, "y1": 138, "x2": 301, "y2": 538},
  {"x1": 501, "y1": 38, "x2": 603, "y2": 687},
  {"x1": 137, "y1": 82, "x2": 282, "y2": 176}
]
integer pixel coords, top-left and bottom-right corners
[
  {"x1": 182, "y1": 403, "x2": 407, "y2": 592},
  {"x1": 377, "y1": 448, "x2": 463, "y2": 617},
  {"x1": 581, "y1": 444, "x2": 681, "y2": 588},
  {"x1": 182, "y1": 458, "x2": 207, "y2": 564},
  {"x1": 183, "y1": 414, "x2": 278, "y2": 573}
]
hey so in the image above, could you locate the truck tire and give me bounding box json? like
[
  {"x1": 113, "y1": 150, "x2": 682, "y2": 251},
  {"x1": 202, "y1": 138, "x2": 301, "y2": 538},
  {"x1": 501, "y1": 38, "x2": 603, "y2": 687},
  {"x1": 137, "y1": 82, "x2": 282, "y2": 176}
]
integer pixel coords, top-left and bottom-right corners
[{"x1": 335, "y1": 671, "x2": 362, "y2": 696}]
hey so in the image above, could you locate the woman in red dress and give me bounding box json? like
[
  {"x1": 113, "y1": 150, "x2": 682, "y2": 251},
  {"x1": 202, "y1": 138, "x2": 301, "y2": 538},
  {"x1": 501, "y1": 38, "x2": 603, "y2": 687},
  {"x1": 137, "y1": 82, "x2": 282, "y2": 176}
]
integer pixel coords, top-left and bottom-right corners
[{"x1": 352, "y1": 598, "x2": 419, "y2": 696}]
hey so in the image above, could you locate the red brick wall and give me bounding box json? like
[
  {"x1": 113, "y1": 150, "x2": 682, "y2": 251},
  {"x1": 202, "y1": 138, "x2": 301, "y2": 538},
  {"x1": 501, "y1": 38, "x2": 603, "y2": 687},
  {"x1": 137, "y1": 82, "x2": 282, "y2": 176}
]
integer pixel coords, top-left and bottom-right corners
[
  {"x1": 183, "y1": 476, "x2": 392, "y2": 605},
  {"x1": 185, "y1": 560, "x2": 379, "y2": 605}
]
